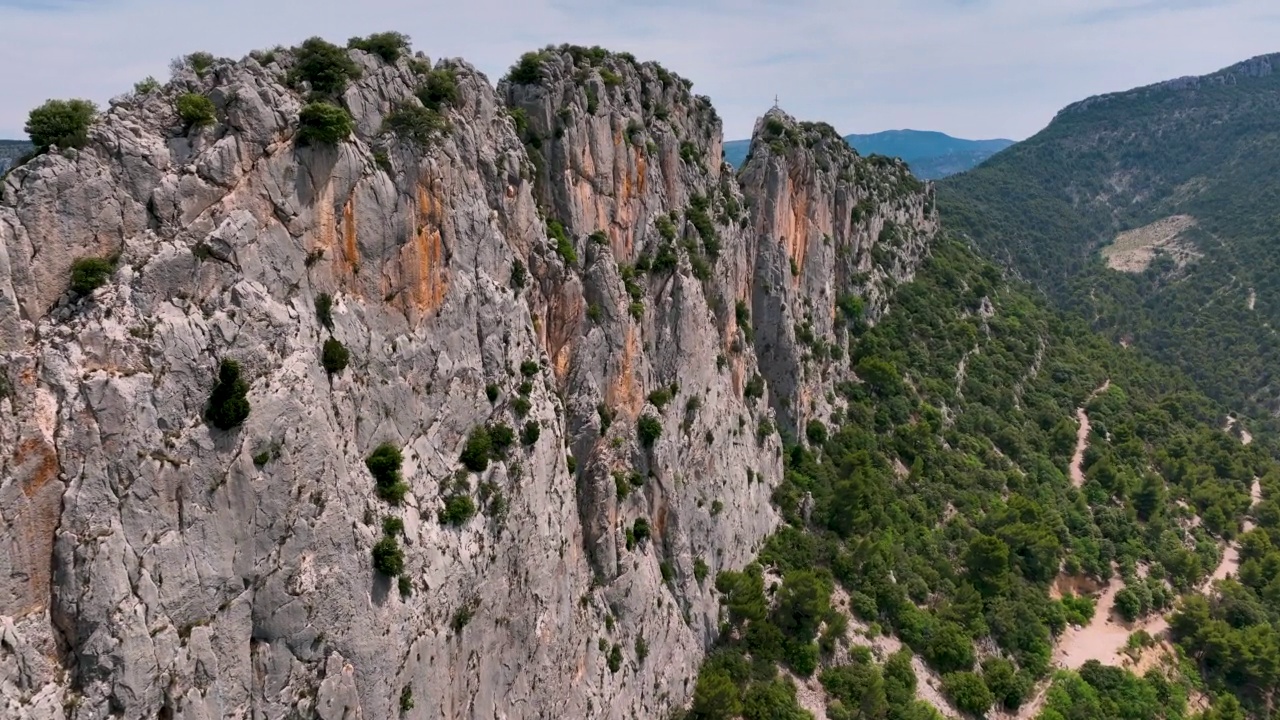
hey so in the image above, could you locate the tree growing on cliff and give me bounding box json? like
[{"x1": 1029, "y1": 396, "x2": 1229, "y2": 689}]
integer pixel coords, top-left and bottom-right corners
[
  {"x1": 26, "y1": 99, "x2": 97, "y2": 153},
  {"x1": 205, "y1": 359, "x2": 251, "y2": 430},
  {"x1": 297, "y1": 103, "x2": 354, "y2": 146},
  {"x1": 70, "y1": 257, "x2": 114, "y2": 295}
]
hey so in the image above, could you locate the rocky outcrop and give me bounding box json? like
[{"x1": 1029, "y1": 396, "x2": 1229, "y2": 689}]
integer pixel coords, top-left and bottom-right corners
[
  {"x1": 739, "y1": 111, "x2": 936, "y2": 436},
  {"x1": 0, "y1": 41, "x2": 934, "y2": 720}
]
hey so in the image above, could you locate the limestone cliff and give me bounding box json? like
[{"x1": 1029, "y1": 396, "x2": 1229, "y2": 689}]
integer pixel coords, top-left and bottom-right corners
[
  {"x1": 0, "y1": 40, "x2": 934, "y2": 719},
  {"x1": 739, "y1": 111, "x2": 936, "y2": 436}
]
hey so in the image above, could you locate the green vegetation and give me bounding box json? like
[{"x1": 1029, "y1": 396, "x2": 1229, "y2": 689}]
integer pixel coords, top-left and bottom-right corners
[
  {"x1": 521, "y1": 420, "x2": 541, "y2": 446},
  {"x1": 417, "y1": 68, "x2": 459, "y2": 111},
  {"x1": 25, "y1": 99, "x2": 97, "y2": 153},
  {"x1": 546, "y1": 219, "x2": 577, "y2": 265},
  {"x1": 134, "y1": 76, "x2": 160, "y2": 95},
  {"x1": 691, "y1": 236, "x2": 1270, "y2": 716},
  {"x1": 637, "y1": 415, "x2": 662, "y2": 448},
  {"x1": 372, "y1": 536, "x2": 404, "y2": 575},
  {"x1": 176, "y1": 93, "x2": 216, "y2": 129},
  {"x1": 347, "y1": 32, "x2": 410, "y2": 64},
  {"x1": 382, "y1": 102, "x2": 449, "y2": 147},
  {"x1": 399, "y1": 687, "x2": 414, "y2": 714},
  {"x1": 315, "y1": 293, "x2": 334, "y2": 329},
  {"x1": 321, "y1": 338, "x2": 349, "y2": 374},
  {"x1": 185, "y1": 52, "x2": 215, "y2": 77},
  {"x1": 292, "y1": 37, "x2": 361, "y2": 95},
  {"x1": 440, "y1": 494, "x2": 477, "y2": 525},
  {"x1": 366, "y1": 442, "x2": 409, "y2": 504},
  {"x1": 507, "y1": 51, "x2": 549, "y2": 85},
  {"x1": 296, "y1": 103, "x2": 354, "y2": 145},
  {"x1": 205, "y1": 359, "x2": 251, "y2": 430},
  {"x1": 939, "y1": 56, "x2": 1280, "y2": 419},
  {"x1": 461, "y1": 426, "x2": 494, "y2": 472},
  {"x1": 70, "y1": 257, "x2": 114, "y2": 295}
]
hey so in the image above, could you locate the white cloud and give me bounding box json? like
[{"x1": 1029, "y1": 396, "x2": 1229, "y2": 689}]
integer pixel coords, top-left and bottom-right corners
[{"x1": 0, "y1": 0, "x2": 1274, "y2": 141}]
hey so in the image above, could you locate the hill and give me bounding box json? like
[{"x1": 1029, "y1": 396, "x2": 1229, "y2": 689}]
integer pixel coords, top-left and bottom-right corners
[
  {"x1": 724, "y1": 129, "x2": 1014, "y2": 179},
  {"x1": 940, "y1": 52, "x2": 1280, "y2": 418},
  {"x1": 0, "y1": 139, "x2": 32, "y2": 174}
]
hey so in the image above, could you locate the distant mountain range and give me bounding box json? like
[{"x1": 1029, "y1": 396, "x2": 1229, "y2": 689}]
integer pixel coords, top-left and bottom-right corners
[
  {"x1": 0, "y1": 140, "x2": 33, "y2": 174},
  {"x1": 724, "y1": 129, "x2": 1015, "y2": 179}
]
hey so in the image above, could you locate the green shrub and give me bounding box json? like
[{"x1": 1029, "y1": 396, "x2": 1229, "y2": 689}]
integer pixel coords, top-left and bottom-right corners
[
  {"x1": 321, "y1": 338, "x2": 350, "y2": 374},
  {"x1": 315, "y1": 293, "x2": 334, "y2": 329},
  {"x1": 513, "y1": 397, "x2": 532, "y2": 417},
  {"x1": 70, "y1": 257, "x2": 114, "y2": 295},
  {"x1": 547, "y1": 219, "x2": 577, "y2": 265},
  {"x1": 805, "y1": 420, "x2": 828, "y2": 446},
  {"x1": 735, "y1": 299, "x2": 753, "y2": 342},
  {"x1": 633, "y1": 517, "x2": 651, "y2": 543},
  {"x1": 176, "y1": 93, "x2": 216, "y2": 129},
  {"x1": 373, "y1": 149, "x2": 393, "y2": 174},
  {"x1": 440, "y1": 494, "x2": 477, "y2": 525},
  {"x1": 399, "y1": 687, "x2": 414, "y2": 713},
  {"x1": 451, "y1": 605, "x2": 474, "y2": 632},
  {"x1": 461, "y1": 426, "x2": 493, "y2": 472},
  {"x1": 743, "y1": 373, "x2": 765, "y2": 400},
  {"x1": 252, "y1": 451, "x2": 270, "y2": 466},
  {"x1": 294, "y1": 37, "x2": 361, "y2": 95},
  {"x1": 485, "y1": 383, "x2": 500, "y2": 402},
  {"x1": 599, "y1": 68, "x2": 622, "y2": 87},
  {"x1": 637, "y1": 415, "x2": 662, "y2": 447},
  {"x1": 489, "y1": 423, "x2": 515, "y2": 455},
  {"x1": 398, "y1": 575, "x2": 412, "y2": 597},
  {"x1": 418, "y1": 68, "x2": 459, "y2": 110},
  {"x1": 134, "y1": 76, "x2": 160, "y2": 95},
  {"x1": 347, "y1": 32, "x2": 410, "y2": 64},
  {"x1": 521, "y1": 420, "x2": 541, "y2": 446},
  {"x1": 366, "y1": 442, "x2": 407, "y2": 503},
  {"x1": 647, "y1": 387, "x2": 672, "y2": 410},
  {"x1": 587, "y1": 304, "x2": 602, "y2": 322},
  {"x1": 382, "y1": 103, "x2": 449, "y2": 147},
  {"x1": 206, "y1": 359, "x2": 251, "y2": 430},
  {"x1": 520, "y1": 360, "x2": 541, "y2": 377},
  {"x1": 25, "y1": 99, "x2": 97, "y2": 153},
  {"x1": 511, "y1": 260, "x2": 527, "y2": 290},
  {"x1": 508, "y1": 51, "x2": 547, "y2": 84},
  {"x1": 382, "y1": 515, "x2": 404, "y2": 537},
  {"x1": 186, "y1": 52, "x2": 215, "y2": 77},
  {"x1": 694, "y1": 557, "x2": 709, "y2": 583},
  {"x1": 372, "y1": 536, "x2": 404, "y2": 575},
  {"x1": 942, "y1": 671, "x2": 993, "y2": 715},
  {"x1": 297, "y1": 103, "x2": 354, "y2": 145},
  {"x1": 608, "y1": 643, "x2": 623, "y2": 673}
]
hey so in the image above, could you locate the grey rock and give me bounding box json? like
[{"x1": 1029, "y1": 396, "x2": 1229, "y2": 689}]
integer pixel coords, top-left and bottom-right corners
[{"x1": 0, "y1": 44, "x2": 935, "y2": 720}]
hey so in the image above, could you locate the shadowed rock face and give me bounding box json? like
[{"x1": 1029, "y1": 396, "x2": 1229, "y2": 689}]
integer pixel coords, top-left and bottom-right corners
[{"x1": 0, "y1": 43, "x2": 933, "y2": 719}]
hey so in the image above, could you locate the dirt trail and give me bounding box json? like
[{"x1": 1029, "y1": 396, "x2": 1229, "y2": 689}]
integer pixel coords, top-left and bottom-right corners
[
  {"x1": 1015, "y1": 476, "x2": 1264, "y2": 720},
  {"x1": 1069, "y1": 381, "x2": 1110, "y2": 487}
]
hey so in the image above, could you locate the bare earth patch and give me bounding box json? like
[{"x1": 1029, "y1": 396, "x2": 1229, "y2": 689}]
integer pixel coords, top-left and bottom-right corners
[{"x1": 1101, "y1": 215, "x2": 1200, "y2": 273}]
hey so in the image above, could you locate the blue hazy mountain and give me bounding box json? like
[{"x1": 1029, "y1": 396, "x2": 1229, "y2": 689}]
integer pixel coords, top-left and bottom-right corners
[{"x1": 724, "y1": 129, "x2": 1015, "y2": 179}]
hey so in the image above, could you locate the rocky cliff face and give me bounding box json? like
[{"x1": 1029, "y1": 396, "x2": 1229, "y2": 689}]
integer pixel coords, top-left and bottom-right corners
[
  {"x1": 0, "y1": 41, "x2": 934, "y2": 719},
  {"x1": 739, "y1": 113, "x2": 935, "y2": 436}
]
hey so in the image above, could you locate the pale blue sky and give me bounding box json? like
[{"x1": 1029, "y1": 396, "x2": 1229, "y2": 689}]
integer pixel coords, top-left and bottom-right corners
[{"x1": 0, "y1": 0, "x2": 1275, "y2": 141}]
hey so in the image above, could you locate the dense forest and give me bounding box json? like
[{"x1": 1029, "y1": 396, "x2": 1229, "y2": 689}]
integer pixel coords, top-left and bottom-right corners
[
  {"x1": 938, "y1": 53, "x2": 1280, "y2": 420},
  {"x1": 683, "y1": 236, "x2": 1278, "y2": 719}
]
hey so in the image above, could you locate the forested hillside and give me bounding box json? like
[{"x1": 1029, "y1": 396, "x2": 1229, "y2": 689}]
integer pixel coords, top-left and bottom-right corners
[
  {"x1": 681, "y1": 236, "x2": 1277, "y2": 720},
  {"x1": 938, "y1": 53, "x2": 1280, "y2": 418}
]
